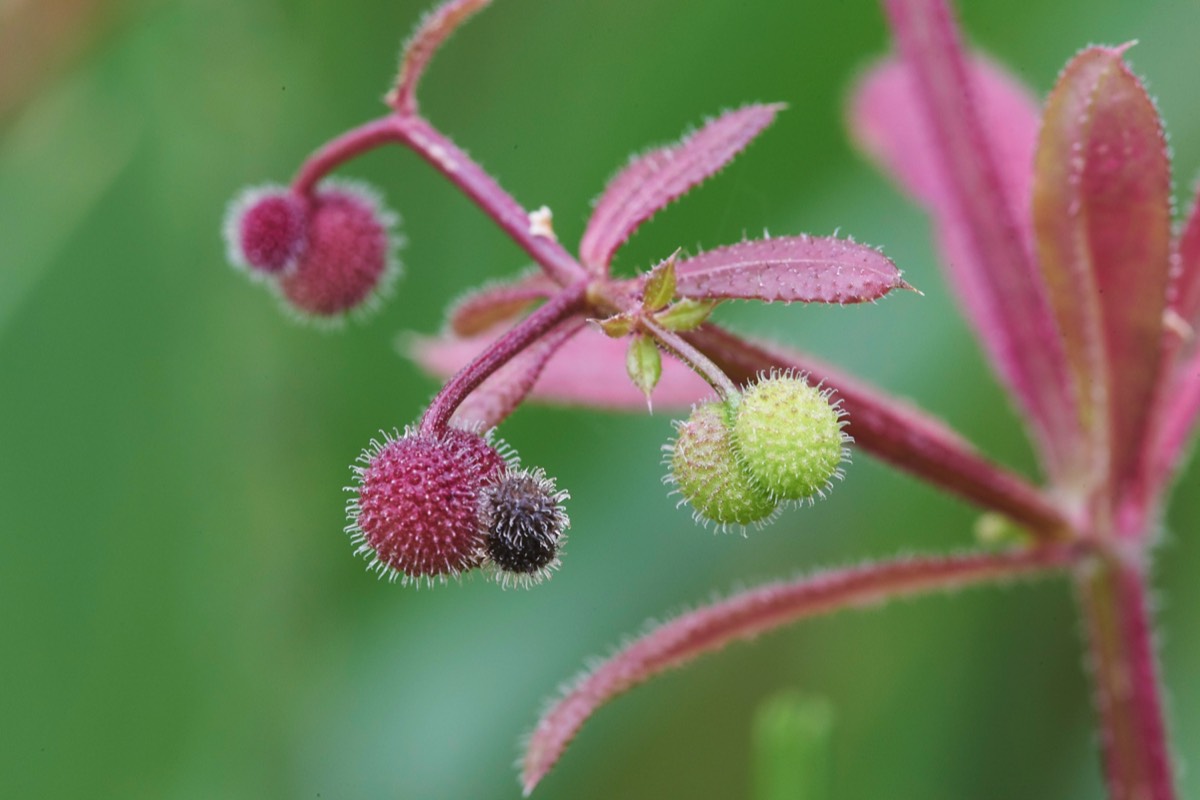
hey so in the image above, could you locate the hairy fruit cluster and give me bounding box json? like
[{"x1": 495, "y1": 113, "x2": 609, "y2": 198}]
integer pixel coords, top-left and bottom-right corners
[
  {"x1": 224, "y1": 181, "x2": 400, "y2": 321},
  {"x1": 346, "y1": 428, "x2": 568, "y2": 586},
  {"x1": 667, "y1": 375, "x2": 848, "y2": 529}
]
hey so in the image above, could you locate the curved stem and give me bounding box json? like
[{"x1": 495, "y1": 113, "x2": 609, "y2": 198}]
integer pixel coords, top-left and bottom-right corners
[
  {"x1": 291, "y1": 117, "x2": 402, "y2": 197},
  {"x1": 522, "y1": 544, "x2": 1084, "y2": 795},
  {"x1": 419, "y1": 283, "x2": 588, "y2": 435},
  {"x1": 642, "y1": 316, "x2": 739, "y2": 400},
  {"x1": 685, "y1": 324, "x2": 1072, "y2": 539},
  {"x1": 290, "y1": 113, "x2": 589, "y2": 287},
  {"x1": 1076, "y1": 554, "x2": 1176, "y2": 800},
  {"x1": 393, "y1": 115, "x2": 588, "y2": 287}
]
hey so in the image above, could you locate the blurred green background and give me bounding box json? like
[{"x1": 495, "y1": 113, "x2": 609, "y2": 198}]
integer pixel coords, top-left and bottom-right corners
[{"x1": 3, "y1": 0, "x2": 1200, "y2": 797}]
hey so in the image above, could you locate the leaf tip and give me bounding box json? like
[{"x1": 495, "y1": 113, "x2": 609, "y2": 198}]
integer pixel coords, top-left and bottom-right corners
[
  {"x1": 389, "y1": 0, "x2": 493, "y2": 113},
  {"x1": 1114, "y1": 39, "x2": 1138, "y2": 57},
  {"x1": 520, "y1": 737, "x2": 553, "y2": 796}
]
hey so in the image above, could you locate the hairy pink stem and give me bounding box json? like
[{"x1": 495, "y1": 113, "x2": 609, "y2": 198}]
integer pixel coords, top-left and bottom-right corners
[
  {"x1": 446, "y1": 317, "x2": 587, "y2": 430},
  {"x1": 522, "y1": 545, "x2": 1083, "y2": 794},
  {"x1": 291, "y1": 117, "x2": 402, "y2": 197},
  {"x1": 420, "y1": 283, "x2": 587, "y2": 434},
  {"x1": 686, "y1": 325, "x2": 1071, "y2": 537},
  {"x1": 290, "y1": 113, "x2": 589, "y2": 287},
  {"x1": 1076, "y1": 555, "x2": 1176, "y2": 800},
  {"x1": 393, "y1": 115, "x2": 588, "y2": 287}
]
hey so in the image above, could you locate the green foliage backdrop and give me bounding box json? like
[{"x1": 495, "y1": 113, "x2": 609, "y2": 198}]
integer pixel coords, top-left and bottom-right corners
[{"x1": 2, "y1": 1, "x2": 1199, "y2": 797}]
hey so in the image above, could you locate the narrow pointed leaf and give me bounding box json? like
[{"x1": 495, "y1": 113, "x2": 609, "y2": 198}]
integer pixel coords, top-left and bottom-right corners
[
  {"x1": 1129, "y1": 344, "x2": 1200, "y2": 533},
  {"x1": 521, "y1": 547, "x2": 1079, "y2": 794},
  {"x1": 597, "y1": 314, "x2": 634, "y2": 338},
  {"x1": 580, "y1": 104, "x2": 784, "y2": 271},
  {"x1": 1142, "y1": 196, "x2": 1200, "y2": 502},
  {"x1": 1032, "y1": 46, "x2": 1172, "y2": 492},
  {"x1": 446, "y1": 271, "x2": 556, "y2": 336},
  {"x1": 868, "y1": 0, "x2": 1081, "y2": 484},
  {"x1": 387, "y1": 0, "x2": 492, "y2": 114},
  {"x1": 673, "y1": 236, "x2": 905, "y2": 304},
  {"x1": 625, "y1": 334, "x2": 662, "y2": 401},
  {"x1": 850, "y1": 54, "x2": 1037, "y2": 218},
  {"x1": 1171, "y1": 187, "x2": 1200, "y2": 329},
  {"x1": 406, "y1": 328, "x2": 710, "y2": 412},
  {"x1": 642, "y1": 253, "x2": 678, "y2": 312},
  {"x1": 657, "y1": 298, "x2": 717, "y2": 332}
]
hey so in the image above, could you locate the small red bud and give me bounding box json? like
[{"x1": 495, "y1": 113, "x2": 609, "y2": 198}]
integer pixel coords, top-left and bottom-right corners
[
  {"x1": 280, "y1": 181, "x2": 401, "y2": 319},
  {"x1": 224, "y1": 185, "x2": 308, "y2": 276},
  {"x1": 347, "y1": 427, "x2": 506, "y2": 584}
]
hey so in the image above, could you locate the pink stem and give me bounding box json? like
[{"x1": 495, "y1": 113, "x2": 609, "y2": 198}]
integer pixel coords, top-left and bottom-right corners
[
  {"x1": 1076, "y1": 554, "x2": 1176, "y2": 800},
  {"x1": 686, "y1": 325, "x2": 1071, "y2": 538},
  {"x1": 393, "y1": 115, "x2": 588, "y2": 287},
  {"x1": 522, "y1": 545, "x2": 1083, "y2": 795},
  {"x1": 419, "y1": 282, "x2": 588, "y2": 435},
  {"x1": 291, "y1": 117, "x2": 402, "y2": 197},
  {"x1": 289, "y1": 114, "x2": 589, "y2": 287},
  {"x1": 641, "y1": 317, "x2": 739, "y2": 399}
]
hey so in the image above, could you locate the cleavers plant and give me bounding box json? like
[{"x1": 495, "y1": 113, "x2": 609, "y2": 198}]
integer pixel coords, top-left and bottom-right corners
[{"x1": 223, "y1": 0, "x2": 1199, "y2": 797}]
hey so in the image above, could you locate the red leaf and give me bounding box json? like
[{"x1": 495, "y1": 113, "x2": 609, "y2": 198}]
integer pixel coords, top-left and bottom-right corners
[
  {"x1": 1135, "y1": 343, "x2": 1200, "y2": 531},
  {"x1": 579, "y1": 104, "x2": 783, "y2": 271},
  {"x1": 1173, "y1": 189, "x2": 1200, "y2": 330},
  {"x1": 446, "y1": 271, "x2": 556, "y2": 336},
  {"x1": 1032, "y1": 46, "x2": 1173, "y2": 493},
  {"x1": 521, "y1": 547, "x2": 1078, "y2": 794},
  {"x1": 673, "y1": 236, "x2": 906, "y2": 304},
  {"x1": 867, "y1": 0, "x2": 1082, "y2": 485}
]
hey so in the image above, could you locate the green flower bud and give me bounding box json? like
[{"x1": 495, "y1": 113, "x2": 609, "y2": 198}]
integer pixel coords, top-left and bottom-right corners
[
  {"x1": 732, "y1": 374, "x2": 848, "y2": 502},
  {"x1": 667, "y1": 401, "x2": 778, "y2": 529}
]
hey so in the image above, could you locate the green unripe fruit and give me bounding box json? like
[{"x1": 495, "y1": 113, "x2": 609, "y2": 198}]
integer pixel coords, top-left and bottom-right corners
[
  {"x1": 733, "y1": 375, "x2": 846, "y2": 502},
  {"x1": 669, "y1": 401, "x2": 778, "y2": 528}
]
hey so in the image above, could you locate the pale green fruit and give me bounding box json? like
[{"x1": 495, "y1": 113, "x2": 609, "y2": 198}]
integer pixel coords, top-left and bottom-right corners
[
  {"x1": 733, "y1": 376, "x2": 846, "y2": 501},
  {"x1": 669, "y1": 401, "x2": 778, "y2": 527}
]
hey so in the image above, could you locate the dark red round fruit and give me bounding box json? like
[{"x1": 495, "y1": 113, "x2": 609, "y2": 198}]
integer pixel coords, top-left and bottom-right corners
[
  {"x1": 349, "y1": 428, "x2": 505, "y2": 583},
  {"x1": 280, "y1": 183, "x2": 397, "y2": 317},
  {"x1": 224, "y1": 186, "x2": 307, "y2": 275}
]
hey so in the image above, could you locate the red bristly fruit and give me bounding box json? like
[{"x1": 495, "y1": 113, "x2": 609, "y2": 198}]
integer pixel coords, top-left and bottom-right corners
[
  {"x1": 223, "y1": 185, "x2": 308, "y2": 276},
  {"x1": 280, "y1": 181, "x2": 401, "y2": 319},
  {"x1": 347, "y1": 428, "x2": 506, "y2": 584}
]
